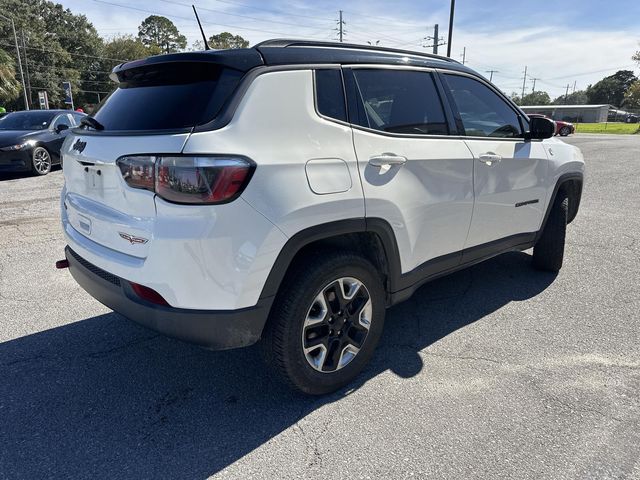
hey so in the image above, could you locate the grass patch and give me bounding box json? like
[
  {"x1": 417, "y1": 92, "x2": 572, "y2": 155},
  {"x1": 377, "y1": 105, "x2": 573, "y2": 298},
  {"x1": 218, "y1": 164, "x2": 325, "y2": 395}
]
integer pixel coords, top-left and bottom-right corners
[{"x1": 575, "y1": 123, "x2": 640, "y2": 134}]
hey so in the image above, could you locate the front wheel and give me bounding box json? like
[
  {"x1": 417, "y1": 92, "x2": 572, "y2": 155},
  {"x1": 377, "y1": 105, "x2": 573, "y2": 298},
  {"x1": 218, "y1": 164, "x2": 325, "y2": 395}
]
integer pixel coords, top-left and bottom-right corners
[
  {"x1": 262, "y1": 252, "x2": 386, "y2": 395},
  {"x1": 559, "y1": 126, "x2": 571, "y2": 136},
  {"x1": 31, "y1": 146, "x2": 51, "y2": 175},
  {"x1": 533, "y1": 192, "x2": 568, "y2": 272}
]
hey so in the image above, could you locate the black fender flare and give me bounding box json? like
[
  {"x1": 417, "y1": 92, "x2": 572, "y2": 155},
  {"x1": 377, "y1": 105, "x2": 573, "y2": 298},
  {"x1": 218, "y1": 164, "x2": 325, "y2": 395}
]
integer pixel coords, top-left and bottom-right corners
[
  {"x1": 536, "y1": 172, "x2": 584, "y2": 242},
  {"x1": 258, "y1": 218, "x2": 402, "y2": 302}
]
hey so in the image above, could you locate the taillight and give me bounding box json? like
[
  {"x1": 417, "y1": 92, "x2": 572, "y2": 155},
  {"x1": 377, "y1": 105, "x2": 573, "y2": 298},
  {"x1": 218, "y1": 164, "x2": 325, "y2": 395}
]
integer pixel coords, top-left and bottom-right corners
[
  {"x1": 116, "y1": 155, "x2": 254, "y2": 205},
  {"x1": 117, "y1": 156, "x2": 155, "y2": 190}
]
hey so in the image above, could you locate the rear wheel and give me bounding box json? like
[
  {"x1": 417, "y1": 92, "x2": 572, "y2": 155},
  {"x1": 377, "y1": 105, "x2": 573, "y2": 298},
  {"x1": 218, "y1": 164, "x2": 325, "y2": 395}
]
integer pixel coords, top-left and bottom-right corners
[
  {"x1": 31, "y1": 147, "x2": 51, "y2": 175},
  {"x1": 533, "y1": 192, "x2": 568, "y2": 272},
  {"x1": 262, "y1": 251, "x2": 385, "y2": 395},
  {"x1": 559, "y1": 126, "x2": 571, "y2": 136}
]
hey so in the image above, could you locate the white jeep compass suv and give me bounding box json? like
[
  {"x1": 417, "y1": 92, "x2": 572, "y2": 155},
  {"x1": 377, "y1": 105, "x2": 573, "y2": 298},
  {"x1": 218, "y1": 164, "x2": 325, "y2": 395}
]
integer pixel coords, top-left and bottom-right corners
[{"x1": 60, "y1": 40, "x2": 584, "y2": 394}]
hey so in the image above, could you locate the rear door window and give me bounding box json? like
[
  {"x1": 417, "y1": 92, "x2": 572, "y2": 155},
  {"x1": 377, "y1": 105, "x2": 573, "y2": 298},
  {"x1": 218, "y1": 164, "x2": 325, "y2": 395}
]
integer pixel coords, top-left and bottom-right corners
[
  {"x1": 92, "y1": 63, "x2": 243, "y2": 131},
  {"x1": 443, "y1": 74, "x2": 523, "y2": 138},
  {"x1": 351, "y1": 69, "x2": 448, "y2": 135}
]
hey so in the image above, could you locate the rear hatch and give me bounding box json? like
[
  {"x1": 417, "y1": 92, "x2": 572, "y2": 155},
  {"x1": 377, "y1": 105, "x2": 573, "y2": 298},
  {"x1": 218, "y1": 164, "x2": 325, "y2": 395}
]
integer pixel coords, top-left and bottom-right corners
[{"x1": 62, "y1": 53, "x2": 259, "y2": 258}]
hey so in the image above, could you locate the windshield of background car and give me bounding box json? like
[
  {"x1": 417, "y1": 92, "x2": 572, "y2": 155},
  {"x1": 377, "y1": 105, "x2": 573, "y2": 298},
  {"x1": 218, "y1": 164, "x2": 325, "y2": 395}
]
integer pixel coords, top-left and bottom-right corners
[
  {"x1": 92, "y1": 62, "x2": 243, "y2": 131},
  {"x1": 0, "y1": 112, "x2": 56, "y2": 130}
]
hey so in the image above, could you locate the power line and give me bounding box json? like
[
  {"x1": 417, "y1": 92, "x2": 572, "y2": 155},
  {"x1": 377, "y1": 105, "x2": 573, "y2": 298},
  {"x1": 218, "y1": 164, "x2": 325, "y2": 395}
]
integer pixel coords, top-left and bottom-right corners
[
  {"x1": 157, "y1": 0, "x2": 329, "y2": 30},
  {"x1": 88, "y1": 0, "x2": 329, "y2": 39},
  {"x1": 0, "y1": 41, "x2": 126, "y2": 62},
  {"x1": 209, "y1": 0, "x2": 334, "y2": 22}
]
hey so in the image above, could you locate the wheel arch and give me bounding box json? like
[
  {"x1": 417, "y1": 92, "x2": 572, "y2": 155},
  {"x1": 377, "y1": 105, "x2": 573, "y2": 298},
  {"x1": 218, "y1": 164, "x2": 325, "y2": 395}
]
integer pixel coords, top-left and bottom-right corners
[
  {"x1": 537, "y1": 172, "x2": 583, "y2": 242},
  {"x1": 258, "y1": 218, "x2": 402, "y2": 307}
]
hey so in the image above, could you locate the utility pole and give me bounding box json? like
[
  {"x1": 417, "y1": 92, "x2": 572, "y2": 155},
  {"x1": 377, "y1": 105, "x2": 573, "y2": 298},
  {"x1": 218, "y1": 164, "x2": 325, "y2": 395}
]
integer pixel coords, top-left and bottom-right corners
[
  {"x1": 21, "y1": 29, "x2": 32, "y2": 109},
  {"x1": 433, "y1": 24, "x2": 438, "y2": 54},
  {"x1": 485, "y1": 70, "x2": 499, "y2": 82},
  {"x1": 572, "y1": 80, "x2": 577, "y2": 93},
  {"x1": 423, "y1": 24, "x2": 445, "y2": 54},
  {"x1": 446, "y1": 0, "x2": 455, "y2": 57},
  {"x1": 521, "y1": 66, "x2": 528, "y2": 100},
  {"x1": 336, "y1": 10, "x2": 345, "y2": 43},
  {"x1": 530, "y1": 77, "x2": 540, "y2": 93},
  {"x1": 460, "y1": 47, "x2": 466, "y2": 65},
  {"x1": 564, "y1": 84, "x2": 570, "y2": 104},
  {"x1": 0, "y1": 13, "x2": 29, "y2": 110}
]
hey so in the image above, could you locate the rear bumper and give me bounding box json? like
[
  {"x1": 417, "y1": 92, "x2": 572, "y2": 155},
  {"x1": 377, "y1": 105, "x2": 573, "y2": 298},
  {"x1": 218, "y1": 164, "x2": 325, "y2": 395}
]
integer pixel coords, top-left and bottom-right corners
[{"x1": 65, "y1": 246, "x2": 272, "y2": 350}]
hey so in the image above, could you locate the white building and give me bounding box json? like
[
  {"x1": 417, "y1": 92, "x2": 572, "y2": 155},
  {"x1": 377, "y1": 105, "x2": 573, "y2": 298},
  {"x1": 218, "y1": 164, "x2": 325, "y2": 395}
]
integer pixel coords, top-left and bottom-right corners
[{"x1": 520, "y1": 104, "x2": 611, "y2": 123}]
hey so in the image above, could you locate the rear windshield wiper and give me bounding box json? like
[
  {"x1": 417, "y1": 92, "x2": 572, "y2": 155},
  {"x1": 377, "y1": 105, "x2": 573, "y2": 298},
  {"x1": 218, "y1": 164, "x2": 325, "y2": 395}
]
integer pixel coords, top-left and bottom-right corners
[{"x1": 80, "y1": 116, "x2": 105, "y2": 131}]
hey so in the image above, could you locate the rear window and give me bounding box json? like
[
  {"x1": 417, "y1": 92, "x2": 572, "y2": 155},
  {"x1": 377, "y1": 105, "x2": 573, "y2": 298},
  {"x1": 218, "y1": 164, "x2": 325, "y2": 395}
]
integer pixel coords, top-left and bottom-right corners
[{"x1": 92, "y1": 63, "x2": 243, "y2": 131}]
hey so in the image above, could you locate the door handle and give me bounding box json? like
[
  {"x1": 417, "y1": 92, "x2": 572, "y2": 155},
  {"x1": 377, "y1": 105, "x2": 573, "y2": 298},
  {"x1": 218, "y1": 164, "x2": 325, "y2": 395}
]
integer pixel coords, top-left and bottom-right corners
[
  {"x1": 368, "y1": 154, "x2": 407, "y2": 168},
  {"x1": 478, "y1": 152, "x2": 502, "y2": 166}
]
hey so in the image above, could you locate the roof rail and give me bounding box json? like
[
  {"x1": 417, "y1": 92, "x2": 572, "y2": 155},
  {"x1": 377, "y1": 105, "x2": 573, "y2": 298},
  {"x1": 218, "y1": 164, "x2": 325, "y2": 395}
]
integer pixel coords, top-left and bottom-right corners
[{"x1": 254, "y1": 39, "x2": 460, "y2": 64}]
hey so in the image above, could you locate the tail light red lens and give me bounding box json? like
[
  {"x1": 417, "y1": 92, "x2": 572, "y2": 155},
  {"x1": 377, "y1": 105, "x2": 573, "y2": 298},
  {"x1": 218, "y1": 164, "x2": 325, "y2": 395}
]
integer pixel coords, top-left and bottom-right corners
[{"x1": 116, "y1": 155, "x2": 254, "y2": 204}]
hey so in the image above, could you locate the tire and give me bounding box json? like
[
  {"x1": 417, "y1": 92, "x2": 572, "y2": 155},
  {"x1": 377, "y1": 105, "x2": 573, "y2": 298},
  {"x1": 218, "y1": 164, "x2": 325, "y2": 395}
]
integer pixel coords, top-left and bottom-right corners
[
  {"x1": 31, "y1": 146, "x2": 51, "y2": 176},
  {"x1": 533, "y1": 192, "x2": 568, "y2": 272},
  {"x1": 262, "y1": 251, "x2": 386, "y2": 395},
  {"x1": 559, "y1": 126, "x2": 571, "y2": 136}
]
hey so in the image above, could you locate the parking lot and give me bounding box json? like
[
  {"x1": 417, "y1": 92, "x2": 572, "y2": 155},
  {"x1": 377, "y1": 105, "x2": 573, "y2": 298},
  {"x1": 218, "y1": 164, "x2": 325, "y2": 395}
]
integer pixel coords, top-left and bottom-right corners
[{"x1": 1, "y1": 134, "x2": 638, "y2": 479}]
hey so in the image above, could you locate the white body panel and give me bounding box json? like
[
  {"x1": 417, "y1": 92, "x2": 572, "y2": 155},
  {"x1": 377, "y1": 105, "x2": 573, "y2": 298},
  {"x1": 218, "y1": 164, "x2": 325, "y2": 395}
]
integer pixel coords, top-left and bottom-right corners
[
  {"x1": 184, "y1": 70, "x2": 365, "y2": 237},
  {"x1": 463, "y1": 139, "x2": 549, "y2": 247},
  {"x1": 351, "y1": 129, "x2": 474, "y2": 272}
]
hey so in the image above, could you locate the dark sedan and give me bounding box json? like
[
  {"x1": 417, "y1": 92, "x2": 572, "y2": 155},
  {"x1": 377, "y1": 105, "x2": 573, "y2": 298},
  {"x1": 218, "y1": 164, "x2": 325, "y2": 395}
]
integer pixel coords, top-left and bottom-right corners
[{"x1": 0, "y1": 110, "x2": 85, "y2": 175}]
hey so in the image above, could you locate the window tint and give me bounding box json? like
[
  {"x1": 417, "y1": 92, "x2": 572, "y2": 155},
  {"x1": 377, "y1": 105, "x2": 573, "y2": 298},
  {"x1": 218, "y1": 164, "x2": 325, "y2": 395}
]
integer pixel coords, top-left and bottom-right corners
[
  {"x1": 93, "y1": 63, "x2": 243, "y2": 131},
  {"x1": 0, "y1": 111, "x2": 55, "y2": 130},
  {"x1": 444, "y1": 74, "x2": 522, "y2": 138},
  {"x1": 352, "y1": 69, "x2": 448, "y2": 135},
  {"x1": 315, "y1": 69, "x2": 347, "y2": 122}
]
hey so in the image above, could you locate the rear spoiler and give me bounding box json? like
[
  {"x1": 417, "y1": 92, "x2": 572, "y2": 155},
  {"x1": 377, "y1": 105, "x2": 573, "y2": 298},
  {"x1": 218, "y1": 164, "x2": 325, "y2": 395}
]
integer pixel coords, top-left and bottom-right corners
[{"x1": 110, "y1": 48, "x2": 264, "y2": 83}]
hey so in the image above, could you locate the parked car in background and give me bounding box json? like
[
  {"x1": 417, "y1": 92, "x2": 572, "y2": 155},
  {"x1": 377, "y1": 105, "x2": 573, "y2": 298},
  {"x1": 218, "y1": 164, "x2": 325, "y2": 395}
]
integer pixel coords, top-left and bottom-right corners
[
  {"x1": 0, "y1": 109, "x2": 86, "y2": 175},
  {"x1": 527, "y1": 113, "x2": 575, "y2": 136},
  {"x1": 625, "y1": 114, "x2": 639, "y2": 123}
]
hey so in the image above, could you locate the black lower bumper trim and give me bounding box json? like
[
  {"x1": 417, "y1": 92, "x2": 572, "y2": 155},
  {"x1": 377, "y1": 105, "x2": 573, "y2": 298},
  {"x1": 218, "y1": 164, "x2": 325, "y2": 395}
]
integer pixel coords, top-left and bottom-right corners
[{"x1": 65, "y1": 247, "x2": 272, "y2": 350}]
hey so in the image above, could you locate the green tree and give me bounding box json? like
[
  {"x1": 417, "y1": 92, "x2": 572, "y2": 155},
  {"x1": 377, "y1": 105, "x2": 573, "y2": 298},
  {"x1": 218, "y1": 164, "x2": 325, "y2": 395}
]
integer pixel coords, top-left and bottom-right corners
[
  {"x1": 623, "y1": 81, "x2": 640, "y2": 110},
  {"x1": 633, "y1": 48, "x2": 640, "y2": 66},
  {"x1": 553, "y1": 90, "x2": 588, "y2": 105},
  {"x1": 0, "y1": 48, "x2": 20, "y2": 104},
  {"x1": 586, "y1": 70, "x2": 638, "y2": 107},
  {"x1": 138, "y1": 15, "x2": 186, "y2": 53},
  {"x1": 208, "y1": 32, "x2": 249, "y2": 50},
  {"x1": 102, "y1": 35, "x2": 160, "y2": 67},
  {"x1": 0, "y1": 0, "x2": 104, "y2": 109},
  {"x1": 518, "y1": 90, "x2": 551, "y2": 106}
]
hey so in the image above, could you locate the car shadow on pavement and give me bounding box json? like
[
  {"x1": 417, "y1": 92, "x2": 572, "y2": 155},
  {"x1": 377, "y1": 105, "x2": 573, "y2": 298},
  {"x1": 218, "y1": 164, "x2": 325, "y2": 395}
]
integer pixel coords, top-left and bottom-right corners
[{"x1": 0, "y1": 251, "x2": 556, "y2": 478}]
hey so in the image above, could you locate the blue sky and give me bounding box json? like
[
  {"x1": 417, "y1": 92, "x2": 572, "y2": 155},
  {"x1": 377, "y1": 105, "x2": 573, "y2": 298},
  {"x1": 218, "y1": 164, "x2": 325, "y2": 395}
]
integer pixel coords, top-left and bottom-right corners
[{"x1": 59, "y1": 0, "x2": 640, "y2": 98}]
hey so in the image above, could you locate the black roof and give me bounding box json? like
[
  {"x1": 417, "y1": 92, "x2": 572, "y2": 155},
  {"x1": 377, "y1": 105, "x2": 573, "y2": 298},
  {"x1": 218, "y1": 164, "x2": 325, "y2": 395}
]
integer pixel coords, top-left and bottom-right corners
[{"x1": 111, "y1": 39, "x2": 476, "y2": 80}]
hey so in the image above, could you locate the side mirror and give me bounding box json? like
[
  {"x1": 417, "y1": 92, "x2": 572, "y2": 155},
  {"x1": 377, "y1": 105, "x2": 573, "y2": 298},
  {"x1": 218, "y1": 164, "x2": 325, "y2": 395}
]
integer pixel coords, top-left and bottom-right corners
[
  {"x1": 55, "y1": 124, "x2": 69, "y2": 134},
  {"x1": 525, "y1": 116, "x2": 555, "y2": 140}
]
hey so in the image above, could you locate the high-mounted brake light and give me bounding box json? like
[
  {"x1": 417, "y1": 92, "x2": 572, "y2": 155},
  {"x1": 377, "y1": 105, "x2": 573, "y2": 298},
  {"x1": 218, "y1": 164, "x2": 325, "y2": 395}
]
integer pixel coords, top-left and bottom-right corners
[{"x1": 116, "y1": 155, "x2": 254, "y2": 205}]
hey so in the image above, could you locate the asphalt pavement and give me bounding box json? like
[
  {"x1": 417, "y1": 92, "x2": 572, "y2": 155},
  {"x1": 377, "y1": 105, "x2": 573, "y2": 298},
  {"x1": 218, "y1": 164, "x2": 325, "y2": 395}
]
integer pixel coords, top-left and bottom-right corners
[{"x1": 0, "y1": 134, "x2": 638, "y2": 479}]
